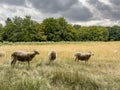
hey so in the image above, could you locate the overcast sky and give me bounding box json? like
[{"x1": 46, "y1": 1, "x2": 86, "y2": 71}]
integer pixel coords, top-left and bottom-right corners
[{"x1": 0, "y1": 0, "x2": 120, "y2": 26}]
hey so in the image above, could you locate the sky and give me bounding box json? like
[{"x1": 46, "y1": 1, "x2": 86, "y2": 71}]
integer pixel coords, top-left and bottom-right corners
[{"x1": 0, "y1": 0, "x2": 120, "y2": 26}]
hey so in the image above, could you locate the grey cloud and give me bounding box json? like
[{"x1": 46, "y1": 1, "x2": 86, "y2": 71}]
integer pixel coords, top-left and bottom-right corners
[
  {"x1": 63, "y1": 3, "x2": 93, "y2": 21},
  {"x1": 110, "y1": 0, "x2": 120, "y2": 6},
  {"x1": 87, "y1": 0, "x2": 96, "y2": 4},
  {"x1": 28, "y1": 0, "x2": 93, "y2": 21},
  {"x1": 87, "y1": 0, "x2": 120, "y2": 20},
  {"x1": 0, "y1": 0, "x2": 94, "y2": 22},
  {"x1": 0, "y1": 0, "x2": 25, "y2": 6},
  {"x1": 1, "y1": 0, "x2": 120, "y2": 26},
  {"x1": 29, "y1": 0, "x2": 79, "y2": 13}
]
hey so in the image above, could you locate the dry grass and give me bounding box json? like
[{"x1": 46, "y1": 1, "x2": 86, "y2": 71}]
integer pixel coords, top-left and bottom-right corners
[{"x1": 0, "y1": 42, "x2": 120, "y2": 90}]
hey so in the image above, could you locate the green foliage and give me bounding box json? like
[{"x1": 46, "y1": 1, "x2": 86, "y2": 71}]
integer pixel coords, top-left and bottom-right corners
[
  {"x1": 78, "y1": 26, "x2": 109, "y2": 41},
  {"x1": 41, "y1": 17, "x2": 77, "y2": 41},
  {"x1": 0, "y1": 23, "x2": 3, "y2": 42},
  {"x1": 73, "y1": 24, "x2": 81, "y2": 30},
  {"x1": 41, "y1": 17, "x2": 60, "y2": 41},
  {"x1": 0, "y1": 16, "x2": 120, "y2": 42},
  {"x1": 108, "y1": 26, "x2": 120, "y2": 41},
  {"x1": 2, "y1": 20, "x2": 15, "y2": 41},
  {"x1": 2, "y1": 16, "x2": 47, "y2": 42},
  {"x1": 36, "y1": 24, "x2": 47, "y2": 41}
]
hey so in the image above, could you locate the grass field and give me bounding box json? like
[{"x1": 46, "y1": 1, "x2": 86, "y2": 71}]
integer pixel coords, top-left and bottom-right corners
[{"x1": 0, "y1": 42, "x2": 120, "y2": 90}]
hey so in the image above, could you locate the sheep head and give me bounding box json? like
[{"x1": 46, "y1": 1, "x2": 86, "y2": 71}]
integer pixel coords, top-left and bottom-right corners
[
  {"x1": 88, "y1": 51, "x2": 94, "y2": 56},
  {"x1": 34, "y1": 50, "x2": 39, "y2": 55}
]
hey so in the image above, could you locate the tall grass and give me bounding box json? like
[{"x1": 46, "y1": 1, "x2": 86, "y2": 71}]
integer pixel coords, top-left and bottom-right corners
[{"x1": 0, "y1": 42, "x2": 120, "y2": 90}]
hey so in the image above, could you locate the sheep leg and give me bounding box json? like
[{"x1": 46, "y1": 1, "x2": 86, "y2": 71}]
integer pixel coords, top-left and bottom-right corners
[
  {"x1": 11, "y1": 59, "x2": 14, "y2": 66},
  {"x1": 11, "y1": 59, "x2": 16, "y2": 68},
  {"x1": 75, "y1": 58, "x2": 77, "y2": 61},
  {"x1": 28, "y1": 61, "x2": 30, "y2": 67},
  {"x1": 76, "y1": 58, "x2": 79, "y2": 62},
  {"x1": 85, "y1": 61, "x2": 88, "y2": 64},
  {"x1": 11, "y1": 59, "x2": 15, "y2": 67},
  {"x1": 48, "y1": 60, "x2": 54, "y2": 65},
  {"x1": 75, "y1": 58, "x2": 79, "y2": 62}
]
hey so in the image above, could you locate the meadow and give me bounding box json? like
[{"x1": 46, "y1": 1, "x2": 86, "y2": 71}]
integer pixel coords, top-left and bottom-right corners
[{"x1": 0, "y1": 41, "x2": 120, "y2": 90}]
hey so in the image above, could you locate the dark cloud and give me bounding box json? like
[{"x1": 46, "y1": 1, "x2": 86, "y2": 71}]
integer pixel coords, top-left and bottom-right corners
[
  {"x1": 28, "y1": 0, "x2": 93, "y2": 21},
  {"x1": 63, "y1": 3, "x2": 93, "y2": 21},
  {"x1": 29, "y1": 0, "x2": 79, "y2": 13},
  {"x1": 110, "y1": 0, "x2": 120, "y2": 6},
  {"x1": 0, "y1": 0, "x2": 120, "y2": 26},
  {"x1": 0, "y1": 0, "x2": 25, "y2": 6},
  {"x1": 87, "y1": 0, "x2": 120, "y2": 20}
]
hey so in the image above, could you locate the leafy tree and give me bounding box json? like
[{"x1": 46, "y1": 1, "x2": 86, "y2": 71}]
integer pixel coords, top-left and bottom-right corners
[
  {"x1": 108, "y1": 26, "x2": 120, "y2": 41},
  {"x1": 41, "y1": 17, "x2": 77, "y2": 41},
  {"x1": 41, "y1": 17, "x2": 59, "y2": 41},
  {"x1": 36, "y1": 23, "x2": 47, "y2": 41},
  {"x1": 2, "y1": 16, "x2": 120, "y2": 42},
  {"x1": 2, "y1": 16, "x2": 47, "y2": 42},
  {"x1": 0, "y1": 23, "x2": 3, "y2": 42},
  {"x1": 11, "y1": 16, "x2": 23, "y2": 41},
  {"x1": 21, "y1": 16, "x2": 38, "y2": 41},
  {"x1": 66, "y1": 24, "x2": 78, "y2": 41},
  {"x1": 73, "y1": 24, "x2": 81, "y2": 30},
  {"x1": 78, "y1": 26, "x2": 109, "y2": 41},
  {"x1": 2, "y1": 19, "x2": 15, "y2": 41}
]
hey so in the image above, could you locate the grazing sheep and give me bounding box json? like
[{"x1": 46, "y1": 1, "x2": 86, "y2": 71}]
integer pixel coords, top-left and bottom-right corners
[
  {"x1": 11, "y1": 50, "x2": 39, "y2": 67},
  {"x1": 74, "y1": 52, "x2": 94, "y2": 63},
  {"x1": 48, "y1": 51, "x2": 57, "y2": 64}
]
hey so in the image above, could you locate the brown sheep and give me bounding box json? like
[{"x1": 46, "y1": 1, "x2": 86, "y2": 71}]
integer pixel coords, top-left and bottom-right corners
[
  {"x1": 74, "y1": 52, "x2": 94, "y2": 63},
  {"x1": 48, "y1": 51, "x2": 57, "y2": 64},
  {"x1": 11, "y1": 50, "x2": 39, "y2": 67}
]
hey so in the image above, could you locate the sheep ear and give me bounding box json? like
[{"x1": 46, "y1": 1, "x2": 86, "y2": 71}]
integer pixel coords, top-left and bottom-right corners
[
  {"x1": 91, "y1": 52, "x2": 94, "y2": 56},
  {"x1": 34, "y1": 50, "x2": 39, "y2": 54},
  {"x1": 89, "y1": 51, "x2": 94, "y2": 55}
]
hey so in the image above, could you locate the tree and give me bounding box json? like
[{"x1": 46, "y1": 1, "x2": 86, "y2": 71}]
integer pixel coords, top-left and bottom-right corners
[
  {"x1": 41, "y1": 17, "x2": 77, "y2": 41},
  {"x1": 2, "y1": 19, "x2": 15, "y2": 41},
  {"x1": 0, "y1": 23, "x2": 3, "y2": 42},
  {"x1": 73, "y1": 24, "x2": 81, "y2": 30},
  {"x1": 21, "y1": 16, "x2": 37, "y2": 41},
  {"x1": 41, "y1": 17, "x2": 58, "y2": 41},
  {"x1": 78, "y1": 26, "x2": 109, "y2": 41},
  {"x1": 2, "y1": 16, "x2": 47, "y2": 42},
  {"x1": 108, "y1": 26, "x2": 120, "y2": 41},
  {"x1": 66, "y1": 24, "x2": 78, "y2": 41},
  {"x1": 36, "y1": 23, "x2": 47, "y2": 41}
]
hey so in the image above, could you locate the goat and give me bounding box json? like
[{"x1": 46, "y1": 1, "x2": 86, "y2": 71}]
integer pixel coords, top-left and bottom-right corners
[
  {"x1": 74, "y1": 52, "x2": 94, "y2": 63},
  {"x1": 48, "y1": 51, "x2": 57, "y2": 64},
  {"x1": 11, "y1": 50, "x2": 39, "y2": 67}
]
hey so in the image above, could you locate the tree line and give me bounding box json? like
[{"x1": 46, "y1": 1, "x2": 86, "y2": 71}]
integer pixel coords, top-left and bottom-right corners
[{"x1": 0, "y1": 16, "x2": 120, "y2": 42}]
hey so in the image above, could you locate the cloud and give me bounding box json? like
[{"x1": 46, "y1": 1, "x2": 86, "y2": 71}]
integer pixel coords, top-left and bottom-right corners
[
  {"x1": 0, "y1": 4, "x2": 43, "y2": 25},
  {"x1": 28, "y1": 0, "x2": 93, "y2": 21},
  {"x1": 63, "y1": 3, "x2": 93, "y2": 21},
  {"x1": 0, "y1": 0, "x2": 25, "y2": 6},
  {"x1": 29, "y1": 0, "x2": 79, "y2": 13},
  {"x1": 0, "y1": 0, "x2": 120, "y2": 26},
  {"x1": 87, "y1": 0, "x2": 120, "y2": 20},
  {"x1": 110, "y1": 0, "x2": 120, "y2": 5}
]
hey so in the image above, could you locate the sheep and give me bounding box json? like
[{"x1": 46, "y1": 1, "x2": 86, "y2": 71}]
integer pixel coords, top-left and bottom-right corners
[
  {"x1": 48, "y1": 51, "x2": 57, "y2": 64},
  {"x1": 74, "y1": 52, "x2": 94, "y2": 63},
  {"x1": 11, "y1": 50, "x2": 39, "y2": 67}
]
